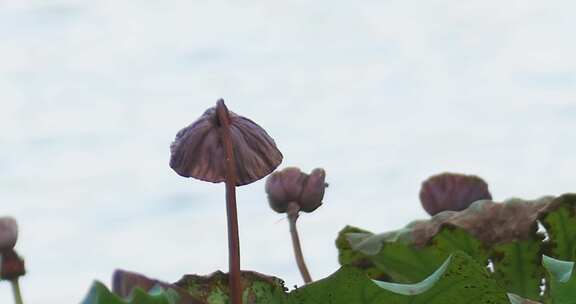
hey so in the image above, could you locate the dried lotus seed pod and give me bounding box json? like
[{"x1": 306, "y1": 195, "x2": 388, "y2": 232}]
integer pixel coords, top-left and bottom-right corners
[
  {"x1": 170, "y1": 100, "x2": 283, "y2": 186},
  {"x1": 420, "y1": 172, "x2": 492, "y2": 216}
]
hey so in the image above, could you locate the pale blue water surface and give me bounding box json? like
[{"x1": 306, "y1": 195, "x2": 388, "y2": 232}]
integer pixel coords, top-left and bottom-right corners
[{"x1": 1, "y1": 0, "x2": 575, "y2": 302}]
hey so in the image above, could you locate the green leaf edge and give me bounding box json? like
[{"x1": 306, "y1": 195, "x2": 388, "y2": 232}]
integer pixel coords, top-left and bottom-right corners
[
  {"x1": 372, "y1": 255, "x2": 452, "y2": 295},
  {"x1": 542, "y1": 255, "x2": 574, "y2": 283}
]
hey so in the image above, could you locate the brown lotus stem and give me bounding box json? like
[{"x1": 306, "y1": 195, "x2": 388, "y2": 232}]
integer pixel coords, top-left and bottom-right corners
[
  {"x1": 216, "y1": 100, "x2": 242, "y2": 304},
  {"x1": 11, "y1": 279, "x2": 23, "y2": 304},
  {"x1": 287, "y1": 201, "x2": 312, "y2": 284}
]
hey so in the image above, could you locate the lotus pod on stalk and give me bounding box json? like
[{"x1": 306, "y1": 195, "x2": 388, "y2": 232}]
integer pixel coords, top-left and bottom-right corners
[{"x1": 169, "y1": 99, "x2": 283, "y2": 304}]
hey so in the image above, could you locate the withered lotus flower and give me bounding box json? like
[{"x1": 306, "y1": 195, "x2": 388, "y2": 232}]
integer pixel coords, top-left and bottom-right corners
[
  {"x1": 265, "y1": 167, "x2": 328, "y2": 284},
  {"x1": 419, "y1": 172, "x2": 492, "y2": 216},
  {"x1": 169, "y1": 99, "x2": 282, "y2": 304},
  {"x1": 170, "y1": 102, "x2": 283, "y2": 186},
  {"x1": 0, "y1": 217, "x2": 17, "y2": 252}
]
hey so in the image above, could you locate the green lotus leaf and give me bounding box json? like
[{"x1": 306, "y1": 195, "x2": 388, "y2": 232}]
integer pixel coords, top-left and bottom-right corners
[
  {"x1": 338, "y1": 224, "x2": 488, "y2": 283},
  {"x1": 337, "y1": 196, "x2": 566, "y2": 302},
  {"x1": 491, "y1": 236, "x2": 544, "y2": 301},
  {"x1": 81, "y1": 281, "x2": 180, "y2": 304},
  {"x1": 291, "y1": 251, "x2": 509, "y2": 304},
  {"x1": 540, "y1": 194, "x2": 576, "y2": 262},
  {"x1": 174, "y1": 270, "x2": 288, "y2": 304}
]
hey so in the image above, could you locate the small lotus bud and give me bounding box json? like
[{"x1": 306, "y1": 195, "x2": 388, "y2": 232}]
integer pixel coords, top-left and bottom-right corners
[
  {"x1": 299, "y1": 168, "x2": 327, "y2": 213},
  {"x1": 419, "y1": 172, "x2": 492, "y2": 216},
  {"x1": 265, "y1": 167, "x2": 327, "y2": 214},
  {"x1": 0, "y1": 217, "x2": 18, "y2": 252},
  {"x1": 170, "y1": 99, "x2": 283, "y2": 186},
  {"x1": 0, "y1": 249, "x2": 25, "y2": 280}
]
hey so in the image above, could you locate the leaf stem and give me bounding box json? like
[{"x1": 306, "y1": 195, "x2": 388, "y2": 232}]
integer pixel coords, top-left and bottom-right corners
[
  {"x1": 216, "y1": 99, "x2": 242, "y2": 304},
  {"x1": 287, "y1": 202, "x2": 312, "y2": 284},
  {"x1": 11, "y1": 279, "x2": 23, "y2": 304}
]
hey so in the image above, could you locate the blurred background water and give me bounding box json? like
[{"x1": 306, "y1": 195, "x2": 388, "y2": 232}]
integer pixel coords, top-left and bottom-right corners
[{"x1": 0, "y1": 0, "x2": 575, "y2": 302}]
